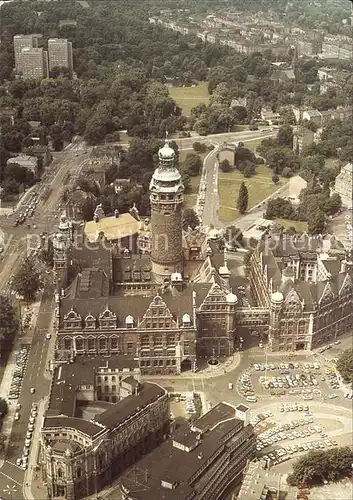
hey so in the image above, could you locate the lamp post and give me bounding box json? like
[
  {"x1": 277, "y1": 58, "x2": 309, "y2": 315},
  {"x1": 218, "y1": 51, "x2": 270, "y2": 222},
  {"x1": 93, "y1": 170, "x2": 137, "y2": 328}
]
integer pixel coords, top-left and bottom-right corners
[{"x1": 3, "y1": 484, "x2": 17, "y2": 500}]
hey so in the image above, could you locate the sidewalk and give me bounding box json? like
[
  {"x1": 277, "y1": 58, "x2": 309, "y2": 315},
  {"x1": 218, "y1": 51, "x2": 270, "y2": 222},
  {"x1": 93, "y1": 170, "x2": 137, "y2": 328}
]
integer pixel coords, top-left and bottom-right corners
[
  {"x1": 23, "y1": 399, "x2": 47, "y2": 500},
  {"x1": 0, "y1": 343, "x2": 20, "y2": 468},
  {"x1": 145, "y1": 352, "x2": 241, "y2": 381}
]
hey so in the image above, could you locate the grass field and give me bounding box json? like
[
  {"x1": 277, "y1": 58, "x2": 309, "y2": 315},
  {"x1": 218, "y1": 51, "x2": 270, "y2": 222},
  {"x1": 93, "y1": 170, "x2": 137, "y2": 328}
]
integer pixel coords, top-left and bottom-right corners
[
  {"x1": 275, "y1": 218, "x2": 308, "y2": 232},
  {"x1": 59, "y1": 19, "x2": 78, "y2": 27},
  {"x1": 324, "y1": 158, "x2": 340, "y2": 170},
  {"x1": 169, "y1": 82, "x2": 210, "y2": 116},
  {"x1": 218, "y1": 152, "x2": 286, "y2": 223},
  {"x1": 242, "y1": 138, "x2": 263, "y2": 151}
]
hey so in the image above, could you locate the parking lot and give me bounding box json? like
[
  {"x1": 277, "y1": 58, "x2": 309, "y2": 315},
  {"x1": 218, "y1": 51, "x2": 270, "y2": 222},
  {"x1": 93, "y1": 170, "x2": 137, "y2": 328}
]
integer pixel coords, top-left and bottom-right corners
[
  {"x1": 238, "y1": 359, "x2": 345, "y2": 403},
  {"x1": 8, "y1": 344, "x2": 31, "y2": 401},
  {"x1": 249, "y1": 402, "x2": 350, "y2": 467}
]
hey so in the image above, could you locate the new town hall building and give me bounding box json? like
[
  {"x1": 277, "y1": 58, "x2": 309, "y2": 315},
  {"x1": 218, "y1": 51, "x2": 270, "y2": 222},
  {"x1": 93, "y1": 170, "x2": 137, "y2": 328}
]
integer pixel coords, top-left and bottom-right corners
[{"x1": 52, "y1": 141, "x2": 353, "y2": 374}]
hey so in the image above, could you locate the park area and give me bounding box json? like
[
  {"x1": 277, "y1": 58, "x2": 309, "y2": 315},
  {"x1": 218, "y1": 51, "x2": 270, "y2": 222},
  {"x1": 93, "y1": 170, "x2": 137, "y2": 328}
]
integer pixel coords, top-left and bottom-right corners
[
  {"x1": 217, "y1": 147, "x2": 286, "y2": 223},
  {"x1": 169, "y1": 82, "x2": 210, "y2": 116}
]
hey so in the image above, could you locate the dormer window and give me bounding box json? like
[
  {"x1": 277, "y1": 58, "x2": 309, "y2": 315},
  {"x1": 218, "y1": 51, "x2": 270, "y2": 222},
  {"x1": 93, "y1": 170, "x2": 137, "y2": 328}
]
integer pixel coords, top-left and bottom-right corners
[
  {"x1": 182, "y1": 313, "x2": 191, "y2": 327},
  {"x1": 85, "y1": 314, "x2": 96, "y2": 329},
  {"x1": 125, "y1": 315, "x2": 134, "y2": 328}
]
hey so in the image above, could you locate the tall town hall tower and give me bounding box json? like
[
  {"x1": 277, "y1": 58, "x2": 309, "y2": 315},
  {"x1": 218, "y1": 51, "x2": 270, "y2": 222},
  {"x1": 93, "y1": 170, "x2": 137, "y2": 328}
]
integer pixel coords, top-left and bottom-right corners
[{"x1": 150, "y1": 140, "x2": 184, "y2": 283}]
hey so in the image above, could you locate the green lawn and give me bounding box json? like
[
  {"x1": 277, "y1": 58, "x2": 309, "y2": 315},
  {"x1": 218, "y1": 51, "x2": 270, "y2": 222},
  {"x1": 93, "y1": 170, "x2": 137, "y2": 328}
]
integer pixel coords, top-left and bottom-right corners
[
  {"x1": 242, "y1": 138, "x2": 263, "y2": 151},
  {"x1": 218, "y1": 156, "x2": 286, "y2": 223},
  {"x1": 169, "y1": 82, "x2": 210, "y2": 116},
  {"x1": 275, "y1": 218, "x2": 308, "y2": 232},
  {"x1": 324, "y1": 158, "x2": 340, "y2": 170},
  {"x1": 59, "y1": 19, "x2": 78, "y2": 27}
]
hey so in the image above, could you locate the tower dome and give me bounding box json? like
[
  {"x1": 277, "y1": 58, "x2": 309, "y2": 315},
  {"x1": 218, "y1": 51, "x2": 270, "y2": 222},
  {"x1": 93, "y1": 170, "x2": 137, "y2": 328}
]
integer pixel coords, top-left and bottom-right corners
[
  {"x1": 271, "y1": 291, "x2": 284, "y2": 303},
  {"x1": 158, "y1": 140, "x2": 175, "y2": 161},
  {"x1": 226, "y1": 292, "x2": 238, "y2": 304}
]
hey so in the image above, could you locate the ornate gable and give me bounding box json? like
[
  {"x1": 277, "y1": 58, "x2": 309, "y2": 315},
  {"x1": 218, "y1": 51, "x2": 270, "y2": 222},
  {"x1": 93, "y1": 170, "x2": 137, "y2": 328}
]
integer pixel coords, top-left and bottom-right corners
[
  {"x1": 318, "y1": 281, "x2": 335, "y2": 308},
  {"x1": 140, "y1": 295, "x2": 177, "y2": 329},
  {"x1": 200, "y1": 282, "x2": 227, "y2": 311},
  {"x1": 63, "y1": 306, "x2": 82, "y2": 329},
  {"x1": 99, "y1": 306, "x2": 117, "y2": 329},
  {"x1": 283, "y1": 287, "x2": 302, "y2": 313}
]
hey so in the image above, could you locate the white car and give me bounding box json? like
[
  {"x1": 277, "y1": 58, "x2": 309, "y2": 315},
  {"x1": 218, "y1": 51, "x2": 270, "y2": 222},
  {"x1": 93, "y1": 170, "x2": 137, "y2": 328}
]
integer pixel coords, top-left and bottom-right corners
[
  {"x1": 14, "y1": 412, "x2": 20, "y2": 421},
  {"x1": 46, "y1": 333, "x2": 51, "y2": 339},
  {"x1": 30, "y1": 387, "x2": 35, "y2": 394},
  {"x1": 25, "y1": 438, "x2": 31, "y2": 447}
]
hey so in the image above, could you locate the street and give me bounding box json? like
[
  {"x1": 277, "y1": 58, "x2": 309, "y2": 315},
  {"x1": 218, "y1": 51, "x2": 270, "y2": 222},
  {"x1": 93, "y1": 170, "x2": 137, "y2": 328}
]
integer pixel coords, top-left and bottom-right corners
[
  {"x1": 0, "y1": 285, "x2": 54, "y2": 499},
  {"x1": 0, "y1": 141, "x2": 89, "y2": 294},
  {"x1": 194, "y1": 130, "x2": 277, "y2": 228}
]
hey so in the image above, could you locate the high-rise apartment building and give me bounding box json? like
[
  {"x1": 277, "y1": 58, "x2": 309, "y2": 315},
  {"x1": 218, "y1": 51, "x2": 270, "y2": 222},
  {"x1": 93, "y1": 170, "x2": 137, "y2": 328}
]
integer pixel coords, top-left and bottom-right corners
[
  {"x1": 21, "y1": 47, "x2": 49, "y2": 79},
  {"x1": 13, "y1": 34, "x2": 38, "y2": 73},
  {"x1": 48, "y1": 38, "x2": 73, "y2": 75}
]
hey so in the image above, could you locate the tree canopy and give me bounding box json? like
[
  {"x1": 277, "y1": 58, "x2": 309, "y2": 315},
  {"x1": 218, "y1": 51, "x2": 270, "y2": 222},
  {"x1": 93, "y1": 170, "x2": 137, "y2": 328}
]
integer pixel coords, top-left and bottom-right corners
[
  {"x1": 237, "y1": 182, "x2": 248, "y2": 215},
  {"x1": 12, "y1": 257, "x2": 43, "y2": 302},
  {"x1": 336, "y1": 348, "x2": 353, "y2": 387},
  {"x1": 183, "y1": 208, "x2": 200, "y2": 230},
  {"x1": 0, "y1": 295, "x2": 19, "y2": 357},
  {"x1": 287, "y1": 447, "x2": 353, "y2": 486}
]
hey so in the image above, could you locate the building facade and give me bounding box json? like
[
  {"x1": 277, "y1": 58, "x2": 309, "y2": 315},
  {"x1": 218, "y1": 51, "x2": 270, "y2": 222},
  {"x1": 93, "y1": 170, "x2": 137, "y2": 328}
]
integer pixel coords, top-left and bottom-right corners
[
  {"x1": 21, "y1": 47, "x2": 49, "y2": 79},
  {"x1": 249, "y1": 234, "x2": 353, "y2": 351},
  {"x1": 6, "y1": 154, "x2": 38, "y2": 175},
  {"x1": 334, "y1": 162, "x2": 352, "y2": 209},
  {"x1": 48, "y1": 38, "x2": 73, "y2": 75},
  {"x1": 13, "y1": 34, "x2": 37, "y2": 73}
]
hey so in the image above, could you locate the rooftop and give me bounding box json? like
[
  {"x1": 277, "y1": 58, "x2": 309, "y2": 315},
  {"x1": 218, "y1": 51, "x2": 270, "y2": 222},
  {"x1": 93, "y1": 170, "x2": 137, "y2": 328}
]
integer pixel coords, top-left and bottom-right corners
[
  {"x1": 120, "y1": 403, "x2": 246, "y2": 500},
  {"x1": 94, "y1": 383, "x2": 166, "y2": 430},
  {"x1": 84, "y1": 213, "x2": 143, "y2": 242}
]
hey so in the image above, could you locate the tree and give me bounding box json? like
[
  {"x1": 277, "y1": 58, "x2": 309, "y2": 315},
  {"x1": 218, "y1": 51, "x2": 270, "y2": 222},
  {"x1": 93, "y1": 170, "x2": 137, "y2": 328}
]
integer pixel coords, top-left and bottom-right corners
[
  {"x1": 282, "y1": 166, "x2": 293, "y2": 178},
  {"x1": 193, "y1": 142, "x2": 206, "y2": 153},
  {"x1": 183, "y1": 153, "x2": 202, "y2": 177},
  {"x1": 237, "y1": 182, "x2": 248, "y2": 215},
  {"x1": 287, "y1": 447, "x2": 353, "y2": 486},
  {"x1": 265, "y1": 198, "x2": 294, "y2": 220},
  {"x1": 219, "y1": 159, "x2": 231, "y2": 172},
  {"x1": 308, "y1": 210, "x2": 326, "y2": 235},
  {"x1": 0, "y1": 295, "x2": 18, "y2": 357},
  {"x1": 277, "y1": 126, "x2": 294, "y2": 149},
  {"x1": 336, "y1": 348, "x2": 353, "y2": 386},
  {"x1": 243, "y1": 163, "x2": 256, "y2": 177},
  {"x1": 12, "y1": 257, "x2": 43, "y2": 302},
  {"x1": 0, "y1": 398, "x2": 8, "y2": 421},
  {"x1": 183, "y1": 208, "x2": 200, "y2": 230},
  {"x1": 323, "y1": 193, "x2": 342, "y2": 216},
  {"x1": 272, "y1": 173, "x2": 280, "y2": 184}
]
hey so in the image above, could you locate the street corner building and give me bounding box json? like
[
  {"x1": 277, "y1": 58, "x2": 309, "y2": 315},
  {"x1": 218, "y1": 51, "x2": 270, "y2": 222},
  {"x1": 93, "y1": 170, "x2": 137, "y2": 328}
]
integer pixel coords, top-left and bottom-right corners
[
  {"x1": 249, "y1": 233, "x2": 353, "y2": 351},
  {"x1": 119, "y1": 402, "x2": 256, "y2": 500},
  {"x1": 40, "y1": 358, "x2": 170, "y2": 500}
]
